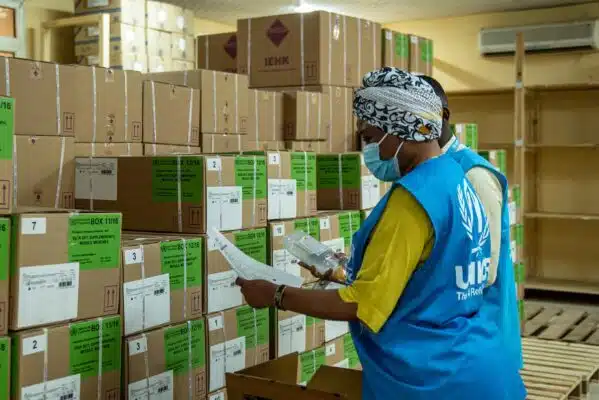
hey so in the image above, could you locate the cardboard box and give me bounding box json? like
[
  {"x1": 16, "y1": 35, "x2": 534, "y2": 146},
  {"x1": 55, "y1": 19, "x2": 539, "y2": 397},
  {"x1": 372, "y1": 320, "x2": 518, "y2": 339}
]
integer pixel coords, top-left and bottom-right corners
[
  {"x1": 511, "y1": 223, "x2": 524, "y2": 263},
  {"x1": 172, "y1": 34, "x2": 195, "y2": 61},
  {"x1": 174, "y1": 8, "x2": 195, "y2": 35},
  {"x1": 11, "y1": 316, "x2": 121, "y2": 400},
  {"x1": 74, "y1": 23, "x2": 145, "y2": 54},
  {"x1": 352, "y1": 18, "x2": 382, "y2": 86},
  {"x1": 276, "y1": 311, "x2": 325, "y2": 358},
  {"x1": 146, "y1": 29, "x2": 173, "y2": 58},
  {"x1": 248, "y1": 90, "x2": 284, "y2": 142},
  {"x1": 144, "y1": 70, "x2": 249, "y2": 135},
  {"x1": 509, "y1": 185, "x2": 522, "y2": 226},
  {"x1": 74, "y1": 155, "x2": 267, "y2": 234},
  {"x1": 209, "y1": 389, "x2": 227, "y2": 400},
  {"x1": 283, "y1": 91, "x2": 330, "y2": 141},
  {"x1": 383, "y1": 29, "x2": 410, "y2": 70},
  {"x1": 317, "y1": 153, "x2": 384, "y2": 210},
  {"x1": 0, "y1": 219, "x2": 8, "y2": 335},
  {"x1": 240, "y1": 137, "x2": 284, "y2": 152},
  {"x1": 76, "y1": 142, "x2": 143, "y2": 157},
  {"x1": 409, "y1": 35, "x2": 433, "y2": 76},
  {"x1": 9, "y1": 211, "x2": 121, "y2": 330},
  {"x1": 205, "y1": 228, "x2": 267, "y2": 313},
  {"x1": 202, "y1": 134, "x2": 243, "y2": 153},
  {"x1": 61, "y1": 66, "x2": 143, "y2": 143},
  {"x1": 285, "y1": 140, "x2": 325, "y2": 153},
  {"x1": 144, "y1": 143, "x2": 202, "y2": 156},
  {"x1": 124, "y1": 319, "x2": 207, "y2": 399},
  {"x1": 76, "y1": 52, "x2": 148, "y2": 73},
  {"x1": 207, "y1": 306, "x2": 271, "y2": 392},
  {"x1": 264, "y1": 151, "x2": 317, "y2": 220},
  {"x1": 324, "y1": 334, "x2": 361, "y2": 370},
  {"x1": 226, "y1": 354, "x2": 362, "y2": 400},
  {"x1": 147, "y1": 1, "x2": 180, "y2": 33},
  {"x1": 74, "y1": 0, "x2": 146, "y2": 27},
  {"x1": 0, "y1": 337, "x2": 8, "y2": 399},
  {"x1": 121, "y1": 235, "x2": 204, "y2": 336},
  {"x1": 142, "y1": 81, "x2": 200, "y2": 146},
  {"x1": 172, "y1": 59, "x2": 195, "y2": 71},
  {"x1": 478, "y1": 149, "x2": 507, "y2": 175},
  {"x1": 197, "y1": 33, "x2": 238, "y2": 73},
  {"x1": 451, "y1": 123, "x2": 478, "y2": 151},
  {"x1": 148, "y1": 56, "x2": 172, "y2": 73}
]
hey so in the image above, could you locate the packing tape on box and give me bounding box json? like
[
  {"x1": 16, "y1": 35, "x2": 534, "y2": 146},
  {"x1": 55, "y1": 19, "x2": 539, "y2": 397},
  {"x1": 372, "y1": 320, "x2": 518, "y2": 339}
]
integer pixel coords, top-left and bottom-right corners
[
  {"x1": 252, "y1": 156, "x2": 257, "y2": 227},
  {"x1": 328, "y1": 90, "x2": 333, "y2": 152},
  {"x1": 300, "y1": 13, "x2": 305, "y2": 86},
  {"x1": 219, "y1": 310, "x2": 228, "y2": 385},
  {"x1": 272, "y1": 93, "x2": 277, "y2": 142},
  {"x1": 254, "y1": 90, "x2": 259, "y2": 142},
  {"x1": 303, "y1": 151, "x2": 309, "y2": 216},
  {"x1": 252, "y1": 308, "x2": 258, "y2": 366},
  {"x1": 187, "y1": 88, "x2": 194, "y2": 146},
  {"x1": 317, "y1": 95, "x2": 322, "y2": 140},
  {"x1": 276, "y1": 151, "x2": 283, "y2": 219},
  {"x1": 213, "y1": 71, "x2": 218, "y2": 133},
  {"x1": 124, "y1": 70, "x2": 129, "y2": 141},
  {"x1": 205, "y1": 37, "x2": 210, "y2": 68},
  {"x1": 127, "y1": 143, "x2": 132, "y2": 156},
  {"x1": 183, "y1": 70, "x2": 189, "y2": 87},
  {"x1": 55, "y1": 136, "x2": 66, "y2": 208},
  {"x1": 187, "y1": 320, "x2": 193, "y2": 399},
  {"x1": 328, "y1": 14, "x2": 332, "y2": 84},
  {"x1": 96, "y1": 317, "x2": 104, "y2": 400},
  {"x1": 344, "y1": 89, "x2": 349, "y2": 152},
  {"x1": 182, "y1": 238, "x2": 188, "y2": 319},
  {"x1": 55, "y1": 64, "x2": 62, "y2": 135},
  {"x1": 142, "y1": 332, "x2": 151, "y2": 395},
  {"x1": 357, "y1": 19, "x2": 362, "y2": 84},
  {"x1": 343, "y1": 15, "x2": 347, "y2": 86},
  {"x1": 42, "y1": 327, "x2": 49, "y2": 396},
  {"x1": 337, "y1": 154, "x2": 344, "y2": 209},
  {"x1": 151, "y1": 81, "x2": 158, "y2": 144},
  {"x1": 92, "y1": 67, "x2": 98, "y2": 143},
  {"x1": 305, "y1": 94, "x2": 310, "y2": 140},
  {"x1": 372, "y1": 23, "x2": 377, "y2": 70},
  {"x1": 177, "y1": 155, "x2": 183, "y2": 232},
  {"x1": 235, "y1": 75, "x2": 239, "y2": 133},
  {"x1": 247, "y1": 19, "x2": 252, "y2": 75}
]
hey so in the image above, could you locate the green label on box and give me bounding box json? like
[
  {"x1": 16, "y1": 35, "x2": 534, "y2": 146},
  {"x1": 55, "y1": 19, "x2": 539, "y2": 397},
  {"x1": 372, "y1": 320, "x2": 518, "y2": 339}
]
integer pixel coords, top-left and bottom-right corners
[
  {"x1": 306, "y1": 316, "x2": 322, "y2": 327},
  {"x1": 235, "y1": 156, "x2": 267, "y2": 200},
  {"x1": 69, "y1": 317, "x2": 121, "y2": 379},
  {"x1": 497, "y1": 150, "x2": 507, "y2": 175},
  {"x1": 160, "y1": 238, "x2": 203, "y2": 290},
  {"x1": 291, "y1": 153, "x2": 317, "y2": 191},
  {"x1": 421, "y1": 38, "x2": 433, "y2": 63},
  {"x1": 512, "y1": 186, "x2": 522, "y2": 207},
  {"x1": 0, "y1": 337, "x2": 8, "y2": 400},
  {"x1": 451, "y1": 123, "x2": 478, "y2": 151},
  {"x1": 515, "y1": 224, "x2": 524, "y2": 246},
  {"x1": 68, "y1": 214, "x2": 121, "y2": 270},
  {"x1": 164, "y1": 319, "x2": 206, "y2": 375},
  {"x1": 518, "y1": 300, "x2": 525, "y2": 320},
  {"x1": 514, "y1": 262, "x2": 525, "y2": 284},
  {"x1": 317, "y1": 155, "x2": 361, "y2": 190},
  {"x1": 151, "y1": 157, "x2": 203, "y2": 203},
  {"x1": 300, "y1": 348, "x2": 326, "y2": 383},
  {"x1": 395, "y1": 33, "x2": 409, "y2": 58},
  {"x1": 234, "y1": 229, "x2": 267, "y2": 264},
  {"x1": 0, "y1": 219, "x2": 8, "y2": 281},
  {"x1": 236, "y1": 306, "x2": 269, "y2": 348},
  {"x1": 339, "y1": 212, "x2": 361, "y2": 249},
  {"x1": 343, "y1": 334, "x2": 360, "y2": 369},
  {"x1": 294, "y1": 218, "x2": 320, "y2": 240},
  {"x1": 0, "y1": 97, "x2": 14, "y2": 161}
]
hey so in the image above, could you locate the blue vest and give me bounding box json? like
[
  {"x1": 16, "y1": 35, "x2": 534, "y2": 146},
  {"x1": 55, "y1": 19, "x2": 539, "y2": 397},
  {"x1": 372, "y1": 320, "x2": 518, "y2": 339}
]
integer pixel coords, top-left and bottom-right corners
[
  {"x1": 447, "y1": 144, "x2": 524, "y2": 372},
  {"x1": 347, "y1": 155, "x2": 525, "y2": 400}
]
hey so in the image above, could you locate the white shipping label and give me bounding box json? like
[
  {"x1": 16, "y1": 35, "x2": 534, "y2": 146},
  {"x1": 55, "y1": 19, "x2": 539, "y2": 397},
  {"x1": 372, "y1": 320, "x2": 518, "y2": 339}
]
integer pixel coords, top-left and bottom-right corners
[
  {"x1": 511, "y1": 240, "x2": 517, "y2": 262},
  {"x1": 207, "y1": 270, "x2": 242, "y2": 313},
  {"x1": 206, "y1": 157, "x2": 222, "y2": 171},
  {"x1": 18, "y1": 263, "x2": 80, "y2": 329},
  {"x1": 22, "y1": 334, "x2": 47, "y2": 356},
  {"x1": 176, "y1": 16, "x2": 185, "y2": 29},
  {"x1": 322, "y1": 238, "x2": 345, "y2": 255},
  {"x1": 278, "y1": 315, "x2": 307, "y2": 357},
  {"x1": 320, "y1": 217, "x2": 330, "y2": 230},
  {"x1": 88, "y1": 0, "x2": 109, "y2": 7},
  {"x1": 272, "y1": 224, "x2": 285, "y2": 237},
  {"x1": 87, "y1": 26, "x2": 100, "y2": 37},
  {"x1": 334, "y1": 358, "x2": 350, "y2": 369},
  {"x1": 206, "y1": 186, "x2": 243, "y2": 232},
  {"x1": 208, "y1": 315, "x2": 224, "y2": 332},
  {"x1": 385, "y1": 30, "x2": 392, "y2": 40},
  {"x1": 75, "y1": 157, "x2": 118, "y2": 201},
  {"x1": 325, "y1": 320, "x2": 349, "y2": 342},
  {"x1": 124, "y1": 248, "x2": 144, "y2": 265},
  {"x1": 268, "y1": 179, "x2": 297, "y2": 220},
  {"x1": 326, "y1": 343, "x2": 336, "y2": 356},
  {"x1": 129, "y1": 336, "x2": 148, "y2": 356},
  {"x1": 128, "y1": 370, "x2": 174, "y2": 400},
  {"x1": 268, "y1": 153, "x2": 281, "y2": 165},
  {"x1": 123, "y1": 273, "x2": 171, "y2": 336},
  {"x1": 361, "y1": 175, "x2": 381, "y2": 210},
  {"x1": 209, "y1": 393, "x2": 225, "y2": 400},
  {"x1": 21, "y1": 218, "x2": 46, "y2": 235},
  {"x1": 509, "y1": 201, "x2": 517, "y2": 226},
  {"x1": 209, "y1": 336, "x2": 247, "y2": 392},
  {"x1": 20, "y1": 374, "x2": 81, "y2": 400},
  {"x1": 272, "y1": 249, "x2": 301, "y2": 277}
]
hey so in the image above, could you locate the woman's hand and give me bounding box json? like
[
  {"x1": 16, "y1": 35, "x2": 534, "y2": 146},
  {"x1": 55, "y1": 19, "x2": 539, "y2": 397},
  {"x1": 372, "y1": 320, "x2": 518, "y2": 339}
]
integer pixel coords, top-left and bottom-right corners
[{"x1": 235, "y1": 277, "x2": 277, "y2": 309}]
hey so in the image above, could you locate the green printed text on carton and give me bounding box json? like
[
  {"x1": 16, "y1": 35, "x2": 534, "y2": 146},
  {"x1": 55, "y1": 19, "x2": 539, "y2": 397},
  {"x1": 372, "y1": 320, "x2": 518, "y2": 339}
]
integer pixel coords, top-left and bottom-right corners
[
  {"x1": 291, "y1": 153, "x2": 317, "y2": 191},
  {"x1": 0, "y1": 337, "x2": 8, "y2": 400},
  {"x1": 300, "y1": 348, "x2": 325, "y2": 383},
  {"x1": 69, "y1": 316, "x2": 121, "y2": 379},
  {"x1": 306, "y1": 316, "x2": 322, "y2": 327},
  {"x1": 395, "y1": 33, "x2": 409, "y2": 58},
  {"x1": 0, "y1": 219, "x2": 9, "y2": 281},
  {"x1": 236, "y1": 306, "x2": 269, "y2": 349},
  {"x1": 151, "y1": 157, "x2": 203, "y2": 203},
  {"x1": 235, "y1": 156, "x2": 267, "y2": 200},
  {"x1": 68, "y1": 213, "x2": 121, "y2": 270},
  {"x1": 343, "y1": 334, "x2": 360, "y2": 369},
  {"x1": 339, "y1": 212, "x2": 361, "y2": 249},
  {"x1": 294, "y1": 218, "x2": 320, "y2": 240},
  {"x1": 161, "y1": 238, "x2": 203, "y2": 290},
  {"x1": 317, "y1": 155, "x2": 361, "y2": 190},
  {"x1": 0, "y1": 97, "x2": 14, "y2": 161},
  {"x1": 234, "y1": 229, "x2": 267, "y2": 264},
  {"x1": 164, "y1": 319, "x2": 206, "y2": 375}
]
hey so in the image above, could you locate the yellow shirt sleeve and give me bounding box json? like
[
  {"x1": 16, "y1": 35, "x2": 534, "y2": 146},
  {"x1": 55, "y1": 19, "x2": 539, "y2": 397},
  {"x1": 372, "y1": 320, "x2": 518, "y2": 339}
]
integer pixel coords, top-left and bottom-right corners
[{"x1": 338, "y1": 186, "x2": 434, "y2": 333}]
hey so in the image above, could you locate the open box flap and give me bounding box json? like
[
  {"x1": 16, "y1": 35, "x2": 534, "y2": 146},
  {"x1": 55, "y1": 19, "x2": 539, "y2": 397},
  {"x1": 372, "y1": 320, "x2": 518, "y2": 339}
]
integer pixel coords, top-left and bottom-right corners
[{"x1": 307, "y1": 366, "x2": 362, "y2": 399}]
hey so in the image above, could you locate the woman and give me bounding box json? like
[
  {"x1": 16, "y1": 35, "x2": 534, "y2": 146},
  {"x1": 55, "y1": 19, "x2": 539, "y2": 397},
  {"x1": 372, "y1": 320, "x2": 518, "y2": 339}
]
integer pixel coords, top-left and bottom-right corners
[{"x1": 236, "y1": 68, "x2": 525, "y2": 399}]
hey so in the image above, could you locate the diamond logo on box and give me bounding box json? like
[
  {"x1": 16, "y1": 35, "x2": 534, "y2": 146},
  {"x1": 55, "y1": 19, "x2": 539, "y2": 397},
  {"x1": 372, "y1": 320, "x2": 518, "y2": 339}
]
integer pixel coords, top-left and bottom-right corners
[
  {"x1": 224, "y1": 35, "x2": 238, "y2": 59},
  {"x1": 267, "y1": 19, "x2": 289, "y2": 47}
]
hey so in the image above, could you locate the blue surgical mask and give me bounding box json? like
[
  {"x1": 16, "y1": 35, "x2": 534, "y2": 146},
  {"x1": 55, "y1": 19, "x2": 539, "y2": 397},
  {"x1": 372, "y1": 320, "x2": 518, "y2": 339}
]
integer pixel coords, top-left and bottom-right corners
[{"x1": 363, "y1": 134, "x2": 404, "y2": 182}]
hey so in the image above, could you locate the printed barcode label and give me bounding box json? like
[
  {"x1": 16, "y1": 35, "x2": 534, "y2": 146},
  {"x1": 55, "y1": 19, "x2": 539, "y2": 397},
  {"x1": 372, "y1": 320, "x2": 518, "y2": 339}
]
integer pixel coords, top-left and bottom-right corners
[
  {"x1": 60, "y1": 393, "x2": 74, "y2": 400},
  {"x1": 59, "y1": 280, "x2": 73, "y2": 288}
]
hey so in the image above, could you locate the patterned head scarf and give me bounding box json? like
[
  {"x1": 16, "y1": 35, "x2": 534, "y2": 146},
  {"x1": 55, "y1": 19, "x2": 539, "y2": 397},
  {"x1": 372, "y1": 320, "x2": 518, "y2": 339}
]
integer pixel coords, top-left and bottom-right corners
[{"x1": 353, "y1": 67, "x2": 443, "y2": 142}]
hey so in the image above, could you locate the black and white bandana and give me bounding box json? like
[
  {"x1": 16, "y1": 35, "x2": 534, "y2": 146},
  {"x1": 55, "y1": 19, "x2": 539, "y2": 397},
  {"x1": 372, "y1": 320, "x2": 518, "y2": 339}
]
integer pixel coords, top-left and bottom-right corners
[{"x1": 353, "y1": 67, "x2": 443, "y2": 142}]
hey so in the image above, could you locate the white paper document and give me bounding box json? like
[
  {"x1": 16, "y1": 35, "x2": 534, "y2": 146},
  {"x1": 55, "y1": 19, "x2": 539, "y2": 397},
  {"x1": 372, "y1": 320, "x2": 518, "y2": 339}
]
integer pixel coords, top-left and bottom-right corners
[{"x1": 208, "y1": 228, "x2": 304, "y2": 288}]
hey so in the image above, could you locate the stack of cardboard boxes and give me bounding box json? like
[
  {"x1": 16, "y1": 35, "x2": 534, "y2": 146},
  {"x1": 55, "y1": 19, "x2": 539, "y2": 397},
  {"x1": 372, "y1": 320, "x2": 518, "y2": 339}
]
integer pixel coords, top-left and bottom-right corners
[
  {"x1": 382, "y1": 29, "x2": 434, "y2": 76},
  {"x1": 197, "y1": 32, "x2": 239, "y2": 74},
  {"x1": 74, "y1": 0, "x2": 195, "y2": 73}
]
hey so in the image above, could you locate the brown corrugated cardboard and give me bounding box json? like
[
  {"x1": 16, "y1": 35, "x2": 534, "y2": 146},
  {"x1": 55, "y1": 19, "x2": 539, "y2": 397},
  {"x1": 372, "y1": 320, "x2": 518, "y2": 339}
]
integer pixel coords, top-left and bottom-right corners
[
  {"x1": 356, "y1": 19, "x2": 382, "y2": 84},
  {"x1": 205, "y1": 228, "x2": 266, "y2": 313},
  {"x1": 236, "y1": 19, "x2": 249, "y2": 75},
  {"x1": 142, "y1": 81, "x2": 200, "y2": 146},
  {"x1": 74, "y1": 24, "x2": 145, "y2": 54},
  {"x1": 324, "y1": 334, "x2": 361, "y2": 370},
  {"x1": 61, "y1": 66, "x2": 143, "y2": 143},
  {"x1": 172, "y1": 34, "x2": 195, "y2": 61},
  {"x1": 11, "y1": 316, "x2": 121, "y2": 400},
  {"x1": 383, "y1": 29, "x2": 410, "y2": 70},
  {"x1": 201, "y1": 134, "x2": 242, "y2": 153},
  {"x1": 172, "y1": 60, "x2": 195, "y2": 71},
  {"x1": 76, "y1": 52, "x2": 148, "y2": 73},
  {"x1": 76, "y1": 142, "x2": 143, "y2": 157},
  {"x1": 124, "y1": 319, "x2": 207, "y2": 399},
  {"x1": 409, "y1": 35, "x2": 433, "y2": 76},
  {"x1": 144, "y1": 143, "x2": 202, "y2": 156},
  {"x1": 317, "y1": 153, "x2": 384, "y2": 210},
  {"x1": 207, "y1": 306, "x2": 271, "y2": 392},
  {"x1": 174, "y1": 8, "x2": 195, "y2": 35},
  {"x1": 240, "y1": 136, "x2": 284, "y2": 152},
  {"x1": 146, "y1": 29, "x2": 173, "y2": 58},
  {"x1": 147, "y1": 1, "x2": 180, "y2": 33},
  {"x1": 226, "y1": 354, "x2": 362, "y2": 400},
  {"x1": 209, "y1": 389, "x2": 227, "y2": 400},
  {"x1": 248, "y1": 89, "x2": 284, "y2": 142},
  {"x1": 197, "y1": 33, "x2": 238, "y2": 73},
  {"x1": 121, "y1": 235, "x2": 204, "y2": 336},
  {"x1": 144, "y1": 70, "x2": 249, "y2": 135},
  {"x1": 74, "y1": 155, "x2": 267, "y2": 234},
  {"x1": 148, "y1": 56, "x2": 173, "y2": 73},
  {"x1": 74, "y1": 0, "x2": 146, "y2": 27},
  {"x1": 0, "y1": 218, "x2": 8, "y2": 335},
  {"x1": 283, "y1": 91, "x2": 330, "y2": 141},
  {"x1": 265, "y1": 151, "x2": 317, "y2": 219},
  {"x1": 9, "y1": 210, "x2": 122, "y2": 330},
  {"x1": 276, "y1": 311, "x2": 325, "y2": 358},
  {"x1": 0, "y1": 96, "x2": 15, "y2": 214},
  {"x1": 285, "y1": 140, "x2": 324, "y2": 153}
]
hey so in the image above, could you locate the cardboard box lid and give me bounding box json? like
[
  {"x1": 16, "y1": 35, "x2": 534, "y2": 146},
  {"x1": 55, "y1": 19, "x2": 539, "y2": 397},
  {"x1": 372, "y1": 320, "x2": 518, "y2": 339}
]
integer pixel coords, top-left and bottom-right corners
[{"x1": 226, "y1": 353, "x2": 361, "y2": 400}]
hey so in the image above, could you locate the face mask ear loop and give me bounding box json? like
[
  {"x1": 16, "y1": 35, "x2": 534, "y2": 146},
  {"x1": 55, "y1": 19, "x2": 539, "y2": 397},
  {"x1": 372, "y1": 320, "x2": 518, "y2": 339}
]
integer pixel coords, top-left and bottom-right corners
[
  {"x1": 378, "y1": 133, "x2": 389, "y2": 145},
  {"x1": 393, "y1": 139, "x2": 404, "y2": 175}
]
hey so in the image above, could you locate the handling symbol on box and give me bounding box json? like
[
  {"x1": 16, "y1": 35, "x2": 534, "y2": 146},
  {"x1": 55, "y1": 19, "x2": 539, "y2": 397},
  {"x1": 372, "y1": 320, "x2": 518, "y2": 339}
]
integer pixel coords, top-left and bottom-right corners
[
  {"x1": 132, "y1": 122, "x2": 142, "y2": 139},
  {"x1": 104, "y1": 285, "x2": 118, "y2": 312},
  {"x1": 105, "y1": 389, "x2": 119, "y2": 400},
  {"x1": 191, "y1": 290, "x2": 202, "y2": 314},
  {"x1": 63, "y1": 112, "x2": 75, "y2": 133},
  {"x1": 0, "y1": 180, "x2": 9, "y2": 208},
  {"x1": 189, "y1": 207, "x2": 202, "y2": 227}
]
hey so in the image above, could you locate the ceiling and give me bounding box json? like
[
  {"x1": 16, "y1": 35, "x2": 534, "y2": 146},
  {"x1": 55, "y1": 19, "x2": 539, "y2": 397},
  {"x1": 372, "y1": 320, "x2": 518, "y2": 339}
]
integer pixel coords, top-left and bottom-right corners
[{"x1": 164, "y1": 0, "x2": 596, "y2": 25}]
